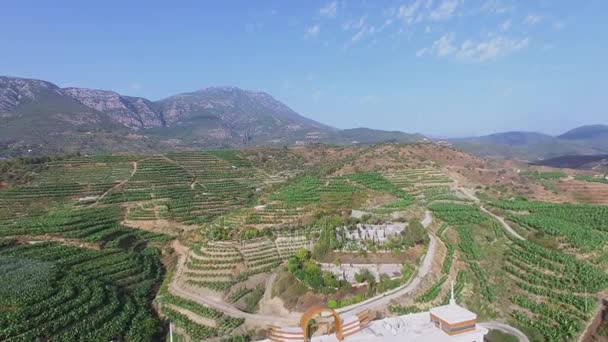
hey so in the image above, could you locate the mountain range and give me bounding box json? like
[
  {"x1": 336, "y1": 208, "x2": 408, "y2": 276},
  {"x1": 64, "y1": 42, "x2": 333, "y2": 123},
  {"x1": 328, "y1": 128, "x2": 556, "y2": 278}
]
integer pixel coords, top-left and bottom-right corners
[
  {"x1": 1, "y1": 75, "x2": 607, "y2": 162},
  {"x1": 0, "y1": 76, "x2": 422, "y2": 157},
  {"x1": 449, "y1": 126, "x2": 608, "y2": 161}
]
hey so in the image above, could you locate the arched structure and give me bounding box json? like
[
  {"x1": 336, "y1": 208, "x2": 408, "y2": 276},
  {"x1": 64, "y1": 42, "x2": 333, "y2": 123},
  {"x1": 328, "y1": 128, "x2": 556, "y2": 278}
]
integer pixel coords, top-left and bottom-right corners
[{"x1": 300, "y1": 305, "x2": 343, "y2": 341}]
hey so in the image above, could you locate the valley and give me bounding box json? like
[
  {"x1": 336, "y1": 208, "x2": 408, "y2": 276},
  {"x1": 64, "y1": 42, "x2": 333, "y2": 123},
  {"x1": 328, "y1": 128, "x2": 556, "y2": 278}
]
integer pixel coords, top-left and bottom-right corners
[{"x1": 1, "y1": 144, "x2": 608, "y2": 341}]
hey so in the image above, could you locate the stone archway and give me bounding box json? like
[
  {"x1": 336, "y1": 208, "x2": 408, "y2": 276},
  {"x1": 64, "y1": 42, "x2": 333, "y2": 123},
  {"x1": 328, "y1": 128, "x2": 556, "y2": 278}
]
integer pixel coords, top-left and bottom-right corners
[{"x1": 300, "y1": 305, "x2": 343, "y2": 341}]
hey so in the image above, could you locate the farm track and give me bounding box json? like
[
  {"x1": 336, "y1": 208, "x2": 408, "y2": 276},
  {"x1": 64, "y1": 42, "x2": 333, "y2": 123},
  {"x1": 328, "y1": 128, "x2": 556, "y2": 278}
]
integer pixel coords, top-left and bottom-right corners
[
  {"x1": 91, "y1": 160, "x2": 138, "y2": 207},
  {"x1": 9, "y1": 235, "x2": 101, "y2": 250},
  {"x1": 169, "y1": 240, "x2": 300, "y2": 327}
]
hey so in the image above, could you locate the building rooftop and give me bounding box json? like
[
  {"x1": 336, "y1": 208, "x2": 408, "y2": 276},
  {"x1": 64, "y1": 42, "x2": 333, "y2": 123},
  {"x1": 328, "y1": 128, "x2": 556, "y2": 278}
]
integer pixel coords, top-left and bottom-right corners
[
  {"x1": 303, "y1": 312, "x2": 487, "y2": 342},
  {"x1": 430, "y1": 303, "x2": 477, "y2": 324}
]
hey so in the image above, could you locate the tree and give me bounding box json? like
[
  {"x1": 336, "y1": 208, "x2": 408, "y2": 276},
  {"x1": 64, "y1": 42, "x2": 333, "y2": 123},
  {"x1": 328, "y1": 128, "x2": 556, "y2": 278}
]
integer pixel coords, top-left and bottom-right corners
[
  {"x1": 403, "y1": 219, "x2": 428, "y2": 246},
  {"x1": 295, "y1": 249, "x2": 310, "y2": 262}
]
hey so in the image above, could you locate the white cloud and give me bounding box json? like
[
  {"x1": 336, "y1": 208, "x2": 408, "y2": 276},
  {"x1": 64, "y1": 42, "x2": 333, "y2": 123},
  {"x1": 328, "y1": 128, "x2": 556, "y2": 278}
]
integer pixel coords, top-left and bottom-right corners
[
  {"x1": 351, "y1": 28, "x2": 367, "y2": 42},
  {"x1": 397, "y1": 0, "x2": 428, "y2": 25},
  {"x1": 342, "y1": 16, "x2": 366, "y2": 31},
  {"x1": 456, "y1": 36, "x2": 529, "y2": 62},
  {"x1": 304, "y1": 24, "x2": 321, "y2": 39},
  {"x1": 320, "y1": 1, "x2": 338, "y2": 18},
  {"x1": 524, "y1": 14, "x2": 542, "y2": 25},
  {"x1": 500, "y1": 19, "x2": 512, "y2": 32},
  {"x1": 433, "y1": 34, "x2": 457, "y2": 57},
  {"x1": 419, "y1": 33, "x2": 529, "y2": 62},
  {"x1": 429, "y1": 0, "x2": 459, "y2": 21},
  {"x1": 480, "y1": 0, "x2": 512, "y2": 14},
  {"x1": 129, "y1": 83, "x2": 142, "y2": 92}
]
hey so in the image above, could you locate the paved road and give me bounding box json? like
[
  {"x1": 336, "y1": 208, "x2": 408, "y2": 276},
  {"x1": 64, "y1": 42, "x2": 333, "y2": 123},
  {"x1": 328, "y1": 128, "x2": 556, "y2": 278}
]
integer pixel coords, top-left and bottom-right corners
[
  {"x1": 337, "y1": 210, "x2": 436, "y2": 314},
  {"x1": 480, "y1": 321, "x2": 530, "y2": 342}
]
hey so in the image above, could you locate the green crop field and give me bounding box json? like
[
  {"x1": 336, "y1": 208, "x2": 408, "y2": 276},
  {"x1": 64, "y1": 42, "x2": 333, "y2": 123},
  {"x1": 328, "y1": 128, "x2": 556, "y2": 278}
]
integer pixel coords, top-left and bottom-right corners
[{"x1": 1, "y1": 145, "x2": 608, "y2": 341}]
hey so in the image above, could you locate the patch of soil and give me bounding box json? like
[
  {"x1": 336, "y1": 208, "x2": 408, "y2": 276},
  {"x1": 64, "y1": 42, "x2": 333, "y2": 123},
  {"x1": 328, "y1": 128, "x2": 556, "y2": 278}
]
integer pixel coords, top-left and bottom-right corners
[{"x1": 14, "y1": 235, "x2": 101, "y2": 250}]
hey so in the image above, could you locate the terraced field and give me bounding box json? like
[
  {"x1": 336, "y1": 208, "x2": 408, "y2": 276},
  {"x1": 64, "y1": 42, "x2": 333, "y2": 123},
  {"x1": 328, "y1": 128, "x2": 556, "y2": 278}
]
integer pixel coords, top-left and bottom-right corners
[
  {"x1": 0, "y1": 238, "x2": 165, "y2": 341},
  {"x1": 429, "y1": 201, "x2": 608, "y2": 341},
  {"x1": 2, "y1": 145, "x2": 608, "y2": 341}
]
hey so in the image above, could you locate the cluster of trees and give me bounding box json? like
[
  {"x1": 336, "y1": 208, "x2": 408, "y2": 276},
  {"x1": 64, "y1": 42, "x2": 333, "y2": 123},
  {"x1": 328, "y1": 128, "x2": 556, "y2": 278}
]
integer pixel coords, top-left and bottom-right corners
[
  {"x1": 287, "y1": 249, "x2": 347, "y2": 294},
  {"x1": 0, "y1": 154, "x2": 78, "y2": 186}
]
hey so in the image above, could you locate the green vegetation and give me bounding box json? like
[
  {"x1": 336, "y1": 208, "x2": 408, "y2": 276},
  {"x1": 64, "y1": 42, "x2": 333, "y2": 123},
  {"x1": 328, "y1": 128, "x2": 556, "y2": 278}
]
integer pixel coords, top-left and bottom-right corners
[
  {"x1": 522, "y1": 171, "x2": 567, "y2": 181},
  {"x1": 288, "y1": 249, "x2": 345, "y2": 293},
  {"x1": 345, "y1": 172, "x2": 413, "y2": 200},
  {"x1": 491, "y1": 200, "x2": 608, "y2": 251},
  {"x1": 0, "y1": 239, "x2": 164, "y2": 341},
  {"x1": 575, "y1": 174, "x2": 608, "y2": 184},
  {"x1": 269, "y1": 176, "x2": 361, "y2": 208}
]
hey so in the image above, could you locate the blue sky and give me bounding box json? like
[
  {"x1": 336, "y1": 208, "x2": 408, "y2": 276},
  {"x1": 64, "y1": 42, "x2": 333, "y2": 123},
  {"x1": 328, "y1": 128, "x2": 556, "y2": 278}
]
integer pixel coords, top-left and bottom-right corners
[{"x1": 1, "y1": 0, "x2": 606, "y2": 137}]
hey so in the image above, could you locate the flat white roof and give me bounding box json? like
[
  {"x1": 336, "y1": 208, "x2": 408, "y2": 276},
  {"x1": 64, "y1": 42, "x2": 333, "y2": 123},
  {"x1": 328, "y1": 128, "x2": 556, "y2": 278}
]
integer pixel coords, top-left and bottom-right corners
[{"x1": 429, "y1": 304, "x2": 477, "y2": 324}]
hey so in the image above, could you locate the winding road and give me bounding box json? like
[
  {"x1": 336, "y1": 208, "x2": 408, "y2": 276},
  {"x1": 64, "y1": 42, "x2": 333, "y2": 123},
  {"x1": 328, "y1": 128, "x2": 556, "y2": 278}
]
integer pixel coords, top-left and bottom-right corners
[
  {"x1": 168, "y1": 204, "x2": 529, "y2": 342},
  {"x1": 337, "y1": 210, "x2": 436, "y2": 314},
  {"x1": 167, "y1": 210, "x2": 438, "y2": 326}
]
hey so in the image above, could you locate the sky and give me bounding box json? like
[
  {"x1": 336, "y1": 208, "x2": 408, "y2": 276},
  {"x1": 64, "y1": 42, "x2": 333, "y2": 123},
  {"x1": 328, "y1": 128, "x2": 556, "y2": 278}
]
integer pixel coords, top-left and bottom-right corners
[{"x1": 1, "y1": 0, "x2": 607, "y2": 137}]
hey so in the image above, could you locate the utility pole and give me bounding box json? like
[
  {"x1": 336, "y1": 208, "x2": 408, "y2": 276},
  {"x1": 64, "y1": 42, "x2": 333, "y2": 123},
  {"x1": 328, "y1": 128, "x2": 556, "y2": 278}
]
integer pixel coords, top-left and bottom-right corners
[{"x1": 169, "y1": 321, "x2": 173, "y2": 342}]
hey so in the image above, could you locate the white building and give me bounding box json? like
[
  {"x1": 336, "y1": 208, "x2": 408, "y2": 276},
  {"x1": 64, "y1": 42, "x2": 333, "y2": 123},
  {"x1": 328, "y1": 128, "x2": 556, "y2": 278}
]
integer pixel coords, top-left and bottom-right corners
[{"x1": 264, "y1": 285, "x2": 488, "y2": 342}]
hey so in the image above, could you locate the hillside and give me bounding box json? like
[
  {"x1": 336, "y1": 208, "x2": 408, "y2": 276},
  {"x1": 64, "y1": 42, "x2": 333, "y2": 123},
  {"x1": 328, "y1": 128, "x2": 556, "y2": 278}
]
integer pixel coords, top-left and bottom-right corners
[
  {"x1": 0, "y1": 76, "x2": 424, "y2": 157},
  {"x1": 2, "y1": 144, "x2": 608, "y2": 341}
]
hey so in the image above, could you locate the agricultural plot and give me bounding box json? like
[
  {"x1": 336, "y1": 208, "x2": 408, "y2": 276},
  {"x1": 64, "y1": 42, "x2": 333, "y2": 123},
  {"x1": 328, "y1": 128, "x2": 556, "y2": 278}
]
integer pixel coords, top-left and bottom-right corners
[
  {"x1": 186, "y1": 241, "x2": 244, "y2": 292},
  {"x1": 420, "y1": 186, "x2": 468, "y2": 203},
  {"x1": 429, "y1": 203, "x2": 496, "y2": 303},
  {"x1": 239, "y1": 238, "x2": 282, "y2": 273},
  {"x1": 430, "y1": 201, "x2": 608, "y2": 341},
  {"x1": 33, "y1": 155, "x2": 136, "y2": 184},
  {"x1": 274, "y1": 233, "x2": 313, "y2": 258},
  {"x1": 0, "y1": 239, "x2": 165, "y2": 341},
  {"x1": 270, "y1": 176, "x2": 361, "y2": 208},
  {"x1": 505, "y1": 234, "x2": 605, "y2": 341},
  {"x1": 100, "y1": 155, "x2": 258, "y2": 225},
  {"x1": 384, "y1": 168, "x2": 453, "y2": 188},
  {"x1": 0, "y1": 206, "x2": 171, "y2": 248},
  {"x1": 575, "y1": 174, "x2": 608, "y2": 184},
  {"x1": 491, "y1": 200, "x2": 608, "y2": 252},
  {"x1": 245, "y1": 204, "x2": 308, "y2": 225},
  {"x1": 523, "y1": 171, "x2": 567, "y2": 181},
  {"x1": 158, "y1": 294, "x2": 244, "y2": 339}
]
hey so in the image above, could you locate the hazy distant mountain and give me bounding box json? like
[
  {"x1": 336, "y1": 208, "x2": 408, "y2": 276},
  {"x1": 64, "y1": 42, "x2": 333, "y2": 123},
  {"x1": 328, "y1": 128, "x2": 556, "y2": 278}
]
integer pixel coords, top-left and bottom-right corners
[
  {"x1": 450, "y1": 129, "x2": 608, "y2": 160},
  {"x1": 558, "y1": 125, "x2": 608, "y2": 150},
  {"x1": 0, "y1": 76, "x2": 422, "y2": 156}
]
